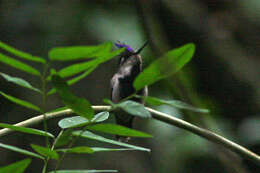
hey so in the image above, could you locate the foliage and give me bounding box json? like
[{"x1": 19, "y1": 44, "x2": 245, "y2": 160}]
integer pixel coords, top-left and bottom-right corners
[
  {"x1": 0, "y1": 158, "x2": 31, "y2": 173},
  {"x1": 0, "y1": 40, "x2": 200, "y2": 172}
]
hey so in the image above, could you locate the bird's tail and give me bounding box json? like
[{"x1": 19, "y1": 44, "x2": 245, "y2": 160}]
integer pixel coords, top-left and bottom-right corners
[
  {"x1": 114, "y1": 112, "x2": 134, "y2": 142},
  {"x1": 116, "y1": 135, "x2": 131, "y2": 142}
]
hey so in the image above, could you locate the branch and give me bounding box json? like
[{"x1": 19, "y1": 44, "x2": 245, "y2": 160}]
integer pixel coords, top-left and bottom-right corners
[
  {"x1": 146, "y1": 107, "x2": 260, "y2": 164},
  {"x1": 0, "y1": 106, "x2": 259, "y2": 164}
]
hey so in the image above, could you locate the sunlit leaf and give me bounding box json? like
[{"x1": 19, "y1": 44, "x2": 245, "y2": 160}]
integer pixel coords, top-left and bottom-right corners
[
  {"x1": 91, "y1": 147, "x2": 135, "y2": 152},
  {"x1": 0, "y1": 143, "x2": 44, "y2": 160},
  {"x1": 48, "y1": 42, "x2": 112, "y2": 61},
  {"x1": 0, "y1": 158, "x2": 31, "y2": 173},
  {"x1": 140, "y1": 95, "x2": 209, "y2": 113},
  {"x1": 91, "y1": 112, "x2": 110, "y2": 123},
  {"x1": 49, "y1": 170, "x2": 118, "y2": 173},
  {"x1": 0, "y1": 91, "x2": 42, "y2": 112},
  {"x1": 51, "y1": 74, "x2": 94, "y2": 119},
  {"x1": 58, "y1": 116, "x2": 89, "y2": 129},
  {"x1": 31, "y1": 144, "x2": 59, "y2": 160},
  {"x1": 0, "y1": 123, "x2": 54, "y2": 138},
  {"x1": 0, "y1": 41, "x2": 45, "y2": 64},
  {"x1": 86, "y1": 123, "x2": 152, "y2": 138},
  {"x1": 58, "y1": 112, "x2": 109, "y2": 129},
  {"x1": 73, "y1": 130, "x2": 150, "y2": 152},
  {"x1": 57, "y1": 147, "x2": 134, "y2": 154},
  {"x1": 0, "y1": 73, "x2": 41, "y2": 93},
  {"x1": 57, "y1": 60, "x2": 98, "y2": 78},
  {"x1": 105, "y1": 99, "x2": 151, "y2": 118},
  {"x1": 0, "y1": 53, "x2": 41, "y2": 76},
  {"x1": 134, "y1": 43, "x2": 195, "y2": 90}
]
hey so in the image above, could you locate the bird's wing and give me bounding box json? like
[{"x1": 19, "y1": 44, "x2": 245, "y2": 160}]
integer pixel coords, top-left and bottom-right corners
[{"x1": 110, "y1": 73, "x2": 121, "y2": 103}]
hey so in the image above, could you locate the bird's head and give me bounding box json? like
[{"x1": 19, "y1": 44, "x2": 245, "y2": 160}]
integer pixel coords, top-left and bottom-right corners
[
  {"x1": 115, "y1": 42, "x2": 135, "y2": 53},
  {"x1": 115, "y1": 41, "x2": 148, "y2": 66}
]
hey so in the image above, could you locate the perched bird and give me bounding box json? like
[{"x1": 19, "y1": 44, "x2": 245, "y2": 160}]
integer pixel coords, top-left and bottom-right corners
[{"x1": 110, "y1": 41, "x2": 148, "y2": 141}]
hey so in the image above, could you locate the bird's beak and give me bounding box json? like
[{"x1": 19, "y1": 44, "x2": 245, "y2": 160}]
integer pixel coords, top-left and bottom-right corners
[{"x1": 134, "y1": 41, "x2": 148, "y2": 55}]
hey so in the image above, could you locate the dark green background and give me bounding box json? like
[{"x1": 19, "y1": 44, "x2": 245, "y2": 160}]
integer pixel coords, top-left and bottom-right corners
[{"x1": 0, "y1": 1, "x2": 260, "y2": 172}]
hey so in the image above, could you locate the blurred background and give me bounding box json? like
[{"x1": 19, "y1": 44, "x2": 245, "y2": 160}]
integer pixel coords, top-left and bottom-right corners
[{"x1": 0, "y1": 0, "x2": 260, "y2": 172}]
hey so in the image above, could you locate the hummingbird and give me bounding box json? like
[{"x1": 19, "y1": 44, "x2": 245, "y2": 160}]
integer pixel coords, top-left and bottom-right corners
[{"x1": 110, "y1": 41, "x2": 148, "y2": 141}]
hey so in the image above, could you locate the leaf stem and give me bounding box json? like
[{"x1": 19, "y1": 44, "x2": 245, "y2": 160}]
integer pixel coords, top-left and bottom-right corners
[
  {"x1": 42, "y1": 130, "x2": 64, "y2": 173},
  {"x1": 54, "y1": 123, "x2": 95, "y2": 171},
  {"x1": 41, "y1": 63, "x2": 50, "y2": 148},
  {"x1": 41, "y1": 63, "x2": 50, "y2": 173},
  {"x1": 42, "y1": 160, "x2": 48, "y2": 173}
]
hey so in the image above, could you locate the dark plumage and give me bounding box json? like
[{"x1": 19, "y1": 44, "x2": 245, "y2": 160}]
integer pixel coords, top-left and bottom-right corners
[{"x1": 111, "y1": 41, "x2": 148, "y2": 141}]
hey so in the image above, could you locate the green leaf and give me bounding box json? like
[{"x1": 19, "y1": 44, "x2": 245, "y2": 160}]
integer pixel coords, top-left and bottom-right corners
[
  {"x1": 47, "y1": 66, "x2": 97, "y2": 95},
  {"x1": 67, "y1": 65, "x2": 97, "y2": 85},
  {"x1": 49, "y1": 170, "x2": 118, "y2": 173},
  {"x1": 0, "y1": 158, "x2": 31, "y2": 173},
  {"x1": 47, "y1": 89, "x2": 55, "y2": 96},
  {"x1": 0, "y1": 41, "x2": 45, "y2": 64},
  {"x1": 95, "y1": 47, "x2": 125, "y2": 64},
  {"x1": 105, "y1": 99, "x2": 151, "y2": 118},
  {"x1": 48, "y1": 42, "x2": 112, "y2": 61},
  {"x1": 47, "y1": 48, "x2": 124, "y2": 95},
  {"x1": 49, "y1": 47, "x2": 124, "y2": 82},
  {"x1": 141, "y1": 95, "x2": 209, "y2": 113},
  {"x1": 91, "y1": 112, "x2": 110, "y2": 123},
  {"x1": 0, "y1": 123, "x2": 54, "y2": 138},
  {"x1": 51, "y1": 74, "x2": 94, "y2": 119},
  {"x1": 0, "y1": 53, "x2": 41, "y2": 76},
  {"x1": 56, "y1": 60, "x2": 99, "y2": 78},
  {"x1": 134, "y1": 43, "x2": 195, "y2": 90},
  {"x1": 58, "y1": 112, "x2": 109, "y2": 129},
  {"x1": 31, "y1": 144, "x2": 59, "y2": 160},
  {"x1": 0, "y1": 72, "x2": 41, "y2": 93},
  {"x1": 91, "y1": 147, "x2": 135, "y2": 152},
  {"x1": 56, "y1": 146, "x2": 94, "y2": 154},
  {"x1": 0, "y1": 143, "x2": 44, "y2": 160},
  {"x1": 46, "y1": 106, "x2": 68, "y2": 114},
  {"x1": 116, "y1": 101, "x2": 151, "y2": 118},
  {"x1": 0, "y1": 91, "x2": 42, "y2": 112},
  {"x1": 57, "y1": 147, "x2": 134, "y2": 154},
  {"x1": 73, "y1": 130, "x2": 150, "y2": 152},
  {"x1": 86, "y1": 123, "x2": 152, "y2": 138},
  {"x1": 58, "y1": 116, "x2": 89, "y2": 129}
]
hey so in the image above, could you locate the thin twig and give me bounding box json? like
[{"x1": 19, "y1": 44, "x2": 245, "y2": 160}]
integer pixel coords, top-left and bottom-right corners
[
  {"x1": 146, "y1": 107, "x2": 260, "y2": 164},
  {"x1": 41, "y1": 63, "x2": 50, "y2": 149},
  {"x1": 54, "y1": 123, "x2": 94, "y2": 171},
  {"x1": 42, "y1": 130, "x2": 64, "y2": 173},
  {"x1": 0, "y1": 106, "x2": 259, "y2": 164}
]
